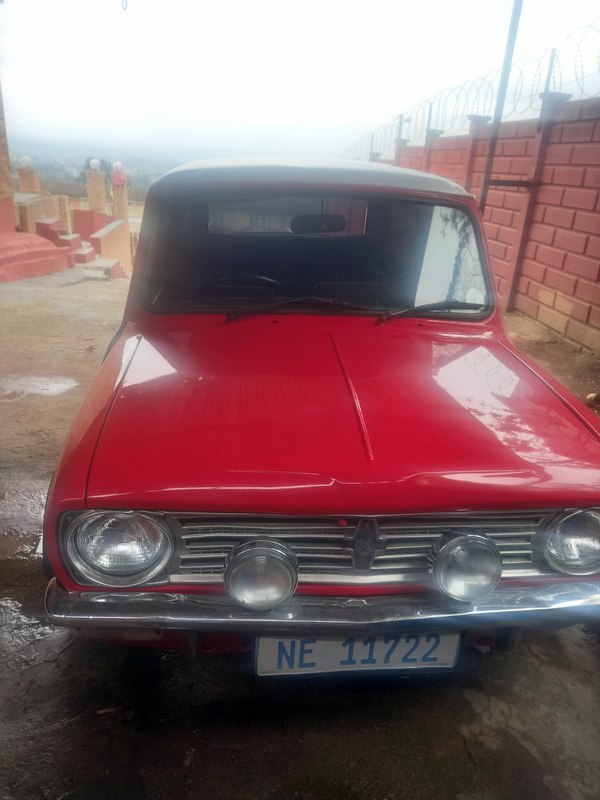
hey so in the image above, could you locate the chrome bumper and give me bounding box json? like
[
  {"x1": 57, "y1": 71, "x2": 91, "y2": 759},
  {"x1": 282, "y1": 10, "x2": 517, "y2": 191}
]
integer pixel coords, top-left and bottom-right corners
[{"x1": 45, "y1": 578, "x2": 600, "y2": 635}]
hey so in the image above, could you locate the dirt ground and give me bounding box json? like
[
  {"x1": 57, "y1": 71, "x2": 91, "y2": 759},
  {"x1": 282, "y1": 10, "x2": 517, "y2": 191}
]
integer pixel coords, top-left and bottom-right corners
[
  {"x1": 505, "y1": 313, "x2": 600, "y2": 403},
  {"x1": 1, "y1": 271, "x2": 600, "y2": 800}
]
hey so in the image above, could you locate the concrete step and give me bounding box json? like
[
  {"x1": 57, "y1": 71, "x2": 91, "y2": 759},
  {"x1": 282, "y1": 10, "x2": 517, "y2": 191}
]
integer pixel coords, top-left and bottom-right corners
[
  {"x1": 81, "y1": 258, "x2": 124, "y2": 281},
  {"x1": 57, "y1": 233, "x2": 82, "y2": 251},
  {"x1": 74, "y1": 246, "x2": 96, "y2": 264},
  {"x1": 36, "y1": 218, "x2": 62, "y2": 246},
  {"x1": 81, "y1": 239, "x2": 99, "y2": 256},
  {"x1": 36, "y1": 216, "x2": 61, "y2": 228},
  {"x1": 80, "y1": 267, "x2": 110, "y2": 281}
]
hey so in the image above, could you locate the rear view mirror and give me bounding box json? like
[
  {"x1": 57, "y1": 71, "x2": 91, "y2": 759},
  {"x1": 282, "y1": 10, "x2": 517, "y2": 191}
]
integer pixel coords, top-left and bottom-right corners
[{"x1": 290, "y1": 214, "x2": 346, "y2": 234}]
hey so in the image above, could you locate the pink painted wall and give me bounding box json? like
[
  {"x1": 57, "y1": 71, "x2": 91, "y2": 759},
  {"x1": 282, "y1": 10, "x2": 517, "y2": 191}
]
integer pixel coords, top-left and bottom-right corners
[
  {"x1": 73, "y1": 209, "x2": 106, "y2": 243},
  {"x1": 0, "y1": 197, "x2": 16, "y2": 233}
]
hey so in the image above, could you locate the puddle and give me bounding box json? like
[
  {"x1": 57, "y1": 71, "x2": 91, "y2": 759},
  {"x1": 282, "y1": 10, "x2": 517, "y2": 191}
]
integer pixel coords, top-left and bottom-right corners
[
  {"x1": 0, "y1": 598, "x2": 73, "y2": 671},
  {"x1": 0, "y1": 375, "x2": 77, "y2": 400},
  {"x1": 0, "y1": 471, "x2": 48, "y2": 559},
  {"x1": 0, "y1": 533, "x2": 39, "y2": 560}
]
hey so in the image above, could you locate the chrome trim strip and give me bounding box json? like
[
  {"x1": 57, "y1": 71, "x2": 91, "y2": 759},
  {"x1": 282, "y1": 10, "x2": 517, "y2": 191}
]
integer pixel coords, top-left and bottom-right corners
[
  {"x1": 45, "y1": 578, "x2": 600, "y2": 635},
  {"x1": 172, "y1": 510, "x2": 551, "y2": 522},
  {"x1": 167, "y1": 566, "x2": 547, "y2": 585}
]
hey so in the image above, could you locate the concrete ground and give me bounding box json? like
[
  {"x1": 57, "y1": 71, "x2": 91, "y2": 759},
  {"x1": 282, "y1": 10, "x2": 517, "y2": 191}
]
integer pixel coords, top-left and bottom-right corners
[{"x1": 1, "y1": 272, "x2": 600, "y2": 800}]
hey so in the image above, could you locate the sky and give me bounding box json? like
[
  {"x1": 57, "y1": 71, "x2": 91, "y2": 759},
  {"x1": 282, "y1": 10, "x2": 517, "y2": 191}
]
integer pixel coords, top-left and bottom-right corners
[{"x1": 0, "y1": 0, "x2": 599, "y2": 160}]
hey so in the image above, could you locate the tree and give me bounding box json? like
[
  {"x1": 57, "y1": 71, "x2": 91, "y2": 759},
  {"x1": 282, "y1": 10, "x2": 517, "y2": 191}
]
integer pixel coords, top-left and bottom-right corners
[{"x1": 76, "y1": 157, "x2": 113, "y2": 185}]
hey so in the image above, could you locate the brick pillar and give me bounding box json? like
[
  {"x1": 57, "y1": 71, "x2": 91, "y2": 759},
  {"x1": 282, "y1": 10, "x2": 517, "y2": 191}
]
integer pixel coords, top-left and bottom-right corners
[
  {"x1": 394, "y1": 138, "x2": 409, "y2": 165},
  {"x1": 0, "y1": 78, "x2": 16, "y2": 233},
  {"x1": 113, "y1": 173, "x2": 131, "y2": 270},
  {"x1": 56, "y1": 195, "x2": 72, "y2": 233},
  {"x1": 86, "y1": 170, "x2": 106, "y2": 214},
  {"x1": 462, "y1": 115, "x2": 491, "y2": 192},
  {"x1": 424, "y1": 129, "x2": 443, "y2": 172},
  {"x1": 113, "y1": 176, "x2": 129, "y2": 223},
  {"x1": 16, "y1": 167, "x2": 40, "y2": 193}
]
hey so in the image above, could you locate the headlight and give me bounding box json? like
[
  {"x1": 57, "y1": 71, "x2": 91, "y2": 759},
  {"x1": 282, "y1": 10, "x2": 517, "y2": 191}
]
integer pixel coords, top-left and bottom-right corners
[
  {"x1": 544, "y1": 510, "x2": 600, "y2": 576},
  {"x1": 224, "y1": 540, "x2": 298, "y2": 611},
  {"x1": 65, "y1": 512, "x2": 173, "y2": 587},
  {"x1": 431, "y1": 531, "x2": 502, "y2": 602}
]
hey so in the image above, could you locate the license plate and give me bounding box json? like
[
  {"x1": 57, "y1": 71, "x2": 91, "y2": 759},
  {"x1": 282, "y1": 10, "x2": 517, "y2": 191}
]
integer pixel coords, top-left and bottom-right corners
[{"x1": 256, "y1": 632, "x2": 460, "y2": 676}]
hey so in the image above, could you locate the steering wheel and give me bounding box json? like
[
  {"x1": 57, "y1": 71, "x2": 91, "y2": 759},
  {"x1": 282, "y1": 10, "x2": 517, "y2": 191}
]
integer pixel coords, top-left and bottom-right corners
[{"x1": 192, "y1": 273, "x2": 287, "y2": 293}]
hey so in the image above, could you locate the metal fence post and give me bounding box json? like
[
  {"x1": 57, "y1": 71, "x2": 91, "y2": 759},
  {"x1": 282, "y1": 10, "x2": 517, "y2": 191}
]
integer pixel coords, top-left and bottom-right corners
[
  {"x1": 502, "y1": 91, "x2": 572, "y2": 311},
  {"x1": 479, "y1": 0, "x2": 523, "y2": 213}
]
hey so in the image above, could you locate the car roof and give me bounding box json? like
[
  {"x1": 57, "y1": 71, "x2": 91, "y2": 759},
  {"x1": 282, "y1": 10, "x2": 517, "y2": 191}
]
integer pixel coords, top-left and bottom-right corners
[{"x1": 156, "y1": 157, "x2": 469, "y2": 197}]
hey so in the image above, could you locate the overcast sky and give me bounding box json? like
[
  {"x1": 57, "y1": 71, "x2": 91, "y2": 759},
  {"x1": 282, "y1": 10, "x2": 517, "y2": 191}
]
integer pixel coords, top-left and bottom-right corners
[{"x1": 1, "y1": 0, "x2": 599, "y2": 159}]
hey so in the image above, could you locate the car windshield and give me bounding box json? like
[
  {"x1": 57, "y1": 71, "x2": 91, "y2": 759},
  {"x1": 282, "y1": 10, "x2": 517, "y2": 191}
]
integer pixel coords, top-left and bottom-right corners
[{"x1": 144, "y1": 193, "x2": 491, "y2": 314}]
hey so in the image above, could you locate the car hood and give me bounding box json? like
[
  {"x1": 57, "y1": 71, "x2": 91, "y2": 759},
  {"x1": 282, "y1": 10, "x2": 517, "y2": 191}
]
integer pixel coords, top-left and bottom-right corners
[{"x1": 87, "y1": 320, "x2": 600, "y2": 514}]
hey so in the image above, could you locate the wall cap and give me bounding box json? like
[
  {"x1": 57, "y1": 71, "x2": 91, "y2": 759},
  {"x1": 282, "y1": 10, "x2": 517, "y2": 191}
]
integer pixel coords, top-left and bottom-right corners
[{"x1": 90, "y1": 219, "x2": 124, "y2": 239}]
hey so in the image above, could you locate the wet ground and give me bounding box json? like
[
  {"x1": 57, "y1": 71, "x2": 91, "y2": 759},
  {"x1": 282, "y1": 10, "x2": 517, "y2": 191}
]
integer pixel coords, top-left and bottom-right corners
[{"x1": 1, "y1": 271, "x2": 600, "y2": 800}]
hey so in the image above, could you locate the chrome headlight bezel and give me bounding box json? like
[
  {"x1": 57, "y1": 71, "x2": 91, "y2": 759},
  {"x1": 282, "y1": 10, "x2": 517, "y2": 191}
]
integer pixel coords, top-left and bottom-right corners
[
  {"x1": 63, "y1": 510, "x2": 174, "y2": 588},
  {"x1": 542, "y1": 508, "x2": 600, "y2": 576},
  {"x1": 430, "y1": 530, "x2": 503, "y2": 602},
  {"x1": 224, "y1": 539, "x2": 299, "y2": 610}
]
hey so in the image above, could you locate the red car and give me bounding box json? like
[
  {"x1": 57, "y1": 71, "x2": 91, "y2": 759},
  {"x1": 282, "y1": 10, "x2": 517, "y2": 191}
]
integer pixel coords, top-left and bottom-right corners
[{"x1": 44, "y1": 159, "x2": 600, "y2": 675}]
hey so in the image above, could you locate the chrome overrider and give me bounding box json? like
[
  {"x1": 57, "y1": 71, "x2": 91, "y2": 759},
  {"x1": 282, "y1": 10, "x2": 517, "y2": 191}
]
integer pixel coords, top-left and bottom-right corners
[{"x1": 45, "y1": 578, "x2": 600, "y2": 635}]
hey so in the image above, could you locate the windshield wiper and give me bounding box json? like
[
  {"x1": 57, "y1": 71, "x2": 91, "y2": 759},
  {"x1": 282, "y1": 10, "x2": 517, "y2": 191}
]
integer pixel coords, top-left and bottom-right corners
[
  {"x1": 376, "y1": 300, "x2": 491, "y2": 324},
  {"x1": 226, "y1": 296, "x2": 376, "y2": 322}
]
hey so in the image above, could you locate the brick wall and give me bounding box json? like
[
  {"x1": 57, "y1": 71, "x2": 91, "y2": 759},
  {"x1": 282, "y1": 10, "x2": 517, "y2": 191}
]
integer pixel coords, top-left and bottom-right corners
[
  {"x1": 471, "y1": 121, "x2": 539, "y2": 301},
  {"x1": 16, "y1": 195, "x2": 61, "y2": 233},
  {"x1": 423, "y1": 135, "x2": 469, "y2": 183},
  {"x1": 14, "y1": 193, "x2": 72, "y2": 234},
  {"x1": 0, "y1": 78, "x2": 16, "y2": 233},
  {"x1": 513, "y1": 100, "x2": 600, "y2": 350},
  {"x1": 381, "y1": 97, "x2": 600, "y2": 352}
]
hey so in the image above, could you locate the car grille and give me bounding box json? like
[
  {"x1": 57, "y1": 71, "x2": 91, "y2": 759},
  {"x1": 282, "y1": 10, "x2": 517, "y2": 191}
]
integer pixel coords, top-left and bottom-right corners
[{"x1": 166, "y1": 513, "x2": 549, "y2": 586}]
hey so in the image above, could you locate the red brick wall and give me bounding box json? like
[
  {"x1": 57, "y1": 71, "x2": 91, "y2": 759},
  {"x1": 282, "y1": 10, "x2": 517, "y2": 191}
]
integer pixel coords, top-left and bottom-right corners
[
  {"x1": 425, "y1": 136, "x2": 469, "y2": 183},
  {"x1": 513, "y1": 101, "x2": 600, "y2": 349},
  {"x1": 382, "y1": 98, "x2": 600, "y2": 351},
  {"x1": 471, "y1": 122, "x2": 538, "y2": 300},
  {"x1": 396, "y1": 144, "x2": 427, "y2": 172}
]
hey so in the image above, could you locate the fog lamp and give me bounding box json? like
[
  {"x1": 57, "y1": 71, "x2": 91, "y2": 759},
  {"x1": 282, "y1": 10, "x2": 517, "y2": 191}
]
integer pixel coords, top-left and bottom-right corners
[
  {"x1": 66, "y1": 511, "x2": 172, "y2": 586},
  {"x1": 224, "y1": 540, "x2": 298, "y2": 611},
  {"x1": 431, "y1": 531, "x2": 502, "y2": 602},
  {"x1": 545, "y1": 510, "x2": 600, "y2": 576}
]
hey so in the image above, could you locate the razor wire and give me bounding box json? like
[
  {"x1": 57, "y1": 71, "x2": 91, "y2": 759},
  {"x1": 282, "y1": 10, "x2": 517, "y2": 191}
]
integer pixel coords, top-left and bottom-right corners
[{"x1": 340, "y1": 17, "x2": 600, "y2": 160}]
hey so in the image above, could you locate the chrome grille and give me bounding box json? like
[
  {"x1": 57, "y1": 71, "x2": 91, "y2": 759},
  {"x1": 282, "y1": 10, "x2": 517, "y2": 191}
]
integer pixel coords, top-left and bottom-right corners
[{"x1": 167, "y1": 514, "x2": 548, "y2": 586}]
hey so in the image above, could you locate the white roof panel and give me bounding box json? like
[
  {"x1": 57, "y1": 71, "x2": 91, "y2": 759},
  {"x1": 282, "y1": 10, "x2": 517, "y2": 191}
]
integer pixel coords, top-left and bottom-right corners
[{"x1": 157, "y1": 157, "x2": 469, "y2": 197}]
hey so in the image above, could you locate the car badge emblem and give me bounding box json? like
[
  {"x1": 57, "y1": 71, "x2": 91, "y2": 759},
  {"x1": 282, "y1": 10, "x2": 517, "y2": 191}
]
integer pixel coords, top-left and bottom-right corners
[{"x1": 344, "y1": 518, "x2": 387, "y2": 571}]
